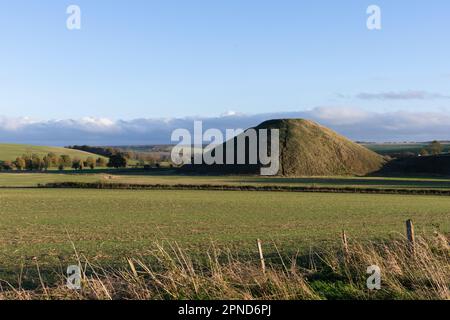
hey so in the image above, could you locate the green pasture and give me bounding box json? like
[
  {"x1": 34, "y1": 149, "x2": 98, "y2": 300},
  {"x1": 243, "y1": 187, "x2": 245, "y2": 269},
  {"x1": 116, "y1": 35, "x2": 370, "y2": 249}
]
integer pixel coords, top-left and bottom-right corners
[
  {"x1": 0, "y1": 188, "x2": 448, "y2": 270},
  {"x1": 0, "y1": 143, "x2": 107, "y2": 162}
]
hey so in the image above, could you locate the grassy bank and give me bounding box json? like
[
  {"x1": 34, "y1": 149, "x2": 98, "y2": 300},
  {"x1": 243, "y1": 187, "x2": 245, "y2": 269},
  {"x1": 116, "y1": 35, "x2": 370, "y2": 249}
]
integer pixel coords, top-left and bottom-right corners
[{"x1": 1, "y1": 235, "x2": 448, "y2": 300}]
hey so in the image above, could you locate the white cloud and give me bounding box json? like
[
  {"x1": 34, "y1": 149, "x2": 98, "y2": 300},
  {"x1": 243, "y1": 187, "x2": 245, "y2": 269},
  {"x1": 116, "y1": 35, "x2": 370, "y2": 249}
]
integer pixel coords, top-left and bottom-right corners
[
  {"x1": 311, "y1": 107, "x2": 370, "y2": 125},
  {"x1": 0, "y1": 116, "x2": 38, "y2": 131},
  {"x1": 356, "y1": 90, "x2": 450, "y2": 100},
  {"x1": 1, "y1": 108, "x2": 450, "y2": 145}
]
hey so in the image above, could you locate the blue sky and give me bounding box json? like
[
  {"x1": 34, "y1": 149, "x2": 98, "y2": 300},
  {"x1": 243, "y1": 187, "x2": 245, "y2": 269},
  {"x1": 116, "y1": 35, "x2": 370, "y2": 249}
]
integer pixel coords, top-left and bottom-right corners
[
  {"x1": 0, "y1": 1, "x2": 450, "y2": 143},
  {"x1": 1, "y1": 0, "x2": 450, "y2": 118}
]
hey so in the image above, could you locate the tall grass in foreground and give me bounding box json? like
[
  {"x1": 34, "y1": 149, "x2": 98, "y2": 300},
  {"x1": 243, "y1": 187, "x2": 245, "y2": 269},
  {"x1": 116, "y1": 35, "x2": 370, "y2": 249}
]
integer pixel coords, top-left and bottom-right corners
[{"x1": 0, "y1": 234, "x2": 448, "y2": 300}]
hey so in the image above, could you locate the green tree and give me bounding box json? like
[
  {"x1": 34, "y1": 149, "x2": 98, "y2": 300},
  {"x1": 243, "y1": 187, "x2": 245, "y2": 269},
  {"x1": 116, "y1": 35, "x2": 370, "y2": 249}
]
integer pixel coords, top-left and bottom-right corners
[
  {"x1": 22, "y1": 154, "x2": 33, "y2": 170},
  {"x1": 96, "y1": 157, "x2": 107, "y2": 167},
  {"x1": 14, "y1": 157, "x2": 26, "y2": 170},
  {"x1": 60, "y1": 155, "x2": 72, "y2": 167},
  {"x1": 1, "y1": 160, "x2": 14, "y2": 170},
  {"x1": 429, "y1": 140, "x2": 443, "y2": 155},
  {"x1": 47, "y1": 152, "x2": 59, "y2": 167},
  {"x1": 85, "y1": 157, "x2": 95, "y2": 169},
  {"x1": 72, "y1": 158, "x2": 82, "y2": 170},
  {"x1": 107, "y1": 154, "x2": 128, "y2": 168},
  {"x1": 31, "y1": 154, "x2": 43, "y2": 171},
  {"x1": 43, "y1": 155, "x2": 51, "y2": 170},
  {"x1": 58, "y1": 155, "x2": 72, "y2": 170}
]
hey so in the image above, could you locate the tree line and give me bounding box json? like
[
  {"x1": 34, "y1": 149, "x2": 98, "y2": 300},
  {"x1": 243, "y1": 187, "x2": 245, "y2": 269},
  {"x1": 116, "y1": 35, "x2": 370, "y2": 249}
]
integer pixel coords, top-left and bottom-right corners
[
  {"x1": 67, "y1": 145, "x2": 121, "y2": 157},
  {"x1": 67, "y1": 145, "x2": 170, "y2": 164},
  {"x1": 0, "y1": 153, "x2": 126, "y2": 171}
]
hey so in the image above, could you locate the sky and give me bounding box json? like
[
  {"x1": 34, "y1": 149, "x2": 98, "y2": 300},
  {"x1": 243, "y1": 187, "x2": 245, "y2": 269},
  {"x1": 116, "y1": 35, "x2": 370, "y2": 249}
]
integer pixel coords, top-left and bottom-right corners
[{"x1": 0, "y1": 0, "x2": 450, "y2": 144}]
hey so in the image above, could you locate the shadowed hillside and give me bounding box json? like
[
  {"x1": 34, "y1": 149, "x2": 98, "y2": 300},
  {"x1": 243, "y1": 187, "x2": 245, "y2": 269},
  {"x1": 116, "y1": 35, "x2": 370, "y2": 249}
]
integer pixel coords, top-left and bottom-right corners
[
  {"x1": 376, "y1": 154, "x2": 450, "y2": 176},
  {"x1": 182, "y1": 119, "x2": 386, "y2": 176}
]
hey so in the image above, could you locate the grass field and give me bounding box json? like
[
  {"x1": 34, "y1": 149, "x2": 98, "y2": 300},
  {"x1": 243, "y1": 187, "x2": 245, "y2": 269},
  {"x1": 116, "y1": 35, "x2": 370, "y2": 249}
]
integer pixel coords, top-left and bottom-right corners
[
  {"x1": 0, "y1": 143, "x2": 107, "y2": 162},
  {"x1": 0, "y1": 173, "x2": 449, "y2": 299},
  {"x1": 0, "y1": 170, "x2": 449, "y2": 299},
  {"x1": 2, "y1": 171, "x2": 450, "y2": 190},
  {"x1": 0, "y1": 188, "x2": 448, "y2": 268}
]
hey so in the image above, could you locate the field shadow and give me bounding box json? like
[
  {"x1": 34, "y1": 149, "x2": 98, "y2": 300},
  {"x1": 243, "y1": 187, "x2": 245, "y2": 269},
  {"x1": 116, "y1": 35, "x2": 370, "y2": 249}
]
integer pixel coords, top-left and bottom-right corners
[{"x1": 231, "y1": 177, "x2": 450, "y2": 189}]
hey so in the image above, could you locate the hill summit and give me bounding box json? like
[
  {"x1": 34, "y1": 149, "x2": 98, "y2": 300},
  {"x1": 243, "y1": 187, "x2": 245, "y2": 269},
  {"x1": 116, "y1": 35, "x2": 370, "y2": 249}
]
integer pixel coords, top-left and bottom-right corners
[
  {"x1": 261, "y1": 119, "x2": 385, "y2": 176},
  {"x1": 182, "y1": 119, "x2": 385, "y2": 176}
]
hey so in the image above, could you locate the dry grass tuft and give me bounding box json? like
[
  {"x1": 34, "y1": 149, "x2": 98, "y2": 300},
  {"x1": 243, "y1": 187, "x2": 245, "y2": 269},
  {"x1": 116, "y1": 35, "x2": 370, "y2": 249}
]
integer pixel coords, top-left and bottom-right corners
[{"x1": 0, "y1": 234, "x2": 448, "y2": 300}]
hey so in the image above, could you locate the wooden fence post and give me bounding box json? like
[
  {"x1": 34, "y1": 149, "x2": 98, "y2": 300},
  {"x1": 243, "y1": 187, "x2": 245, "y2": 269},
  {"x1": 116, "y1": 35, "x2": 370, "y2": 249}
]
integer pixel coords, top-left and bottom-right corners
[
  {"x1": 342, "y1": 230, "x2": 349, "y2": 256},
  {"x1": 257, "y1": 239, "x2": 266, "y2": 274},
  {"x1": 406, "y1": 219, "x2": 415, "y2": 252}
]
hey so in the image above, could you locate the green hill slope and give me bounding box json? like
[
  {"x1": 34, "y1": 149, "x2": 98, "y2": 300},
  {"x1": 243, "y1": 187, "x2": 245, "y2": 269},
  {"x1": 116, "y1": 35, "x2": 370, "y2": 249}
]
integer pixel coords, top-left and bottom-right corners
[
  {"x1": 0, "y1": 144, "x2": 108, "y2": 162},
  {"x1": 268, "y1": 119, "x2": 385, "y2": 176}
]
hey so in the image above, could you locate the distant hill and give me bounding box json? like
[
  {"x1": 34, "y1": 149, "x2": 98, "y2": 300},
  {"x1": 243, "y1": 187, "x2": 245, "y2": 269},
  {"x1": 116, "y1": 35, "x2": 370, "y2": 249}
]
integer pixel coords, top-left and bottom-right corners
[
  {"x1": 0, "y1": 144, "x2": 108, "y2": 162},
  {"x1": 182, "y1": 119, "x2": 386, "y2": 176},
  {"x1": 364, "y1": 143, "x2": 450, "y2": 156}
]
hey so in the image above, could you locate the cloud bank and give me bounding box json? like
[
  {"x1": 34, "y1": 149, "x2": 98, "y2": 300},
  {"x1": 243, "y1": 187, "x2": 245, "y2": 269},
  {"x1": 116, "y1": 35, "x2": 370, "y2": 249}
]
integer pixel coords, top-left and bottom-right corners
[
  {"x1": 356, "y1": 91, "x2": 450, "y2": 100},
  {"x1": 1, "y1": 107, "x2": 450, "y2": 146}
]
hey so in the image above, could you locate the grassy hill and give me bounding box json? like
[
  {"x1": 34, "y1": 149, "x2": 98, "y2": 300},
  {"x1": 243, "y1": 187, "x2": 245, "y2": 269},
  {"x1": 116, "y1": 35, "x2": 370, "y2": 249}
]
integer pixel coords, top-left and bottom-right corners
[
  {"x1": 0, "y1": 144, "x2": 108, "y2": 162},
  {"x1": 270, "y1": 119, "x2": 385, "y2": 176},
  {"x1": 184, "y1": 119, "x2": 386, "y2": 176}
]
